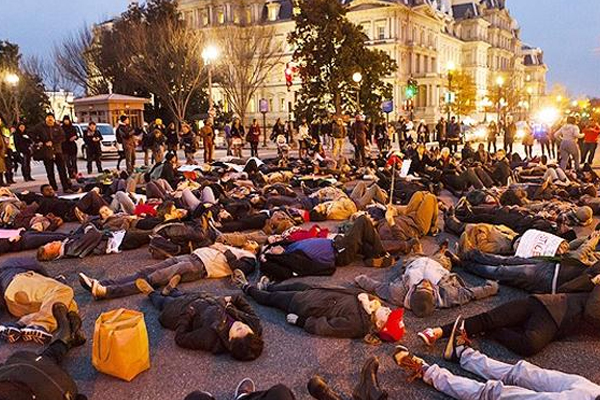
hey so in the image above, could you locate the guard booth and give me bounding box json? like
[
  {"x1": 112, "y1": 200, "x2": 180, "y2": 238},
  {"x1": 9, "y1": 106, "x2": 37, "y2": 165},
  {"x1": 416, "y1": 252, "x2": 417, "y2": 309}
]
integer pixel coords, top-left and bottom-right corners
[{"x1": 74, "y1": 94, "x2": 149, "y2": 128}]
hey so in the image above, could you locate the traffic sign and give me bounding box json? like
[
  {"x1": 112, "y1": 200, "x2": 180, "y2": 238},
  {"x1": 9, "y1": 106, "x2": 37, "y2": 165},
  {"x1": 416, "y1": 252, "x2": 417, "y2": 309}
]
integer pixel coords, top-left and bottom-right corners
[
  {"x1": 259, "y1": 98, "x2": 269, "y2": 113},
  {"x1": 381, "y1": 100, "x2": 394, "y2": 114}
]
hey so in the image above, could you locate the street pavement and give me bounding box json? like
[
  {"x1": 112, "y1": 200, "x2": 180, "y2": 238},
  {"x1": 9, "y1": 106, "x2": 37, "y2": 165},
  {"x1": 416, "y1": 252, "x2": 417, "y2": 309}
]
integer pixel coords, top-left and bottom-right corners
[{"x1": 1, "y1": 143, "x2": 599, "y2": 399}]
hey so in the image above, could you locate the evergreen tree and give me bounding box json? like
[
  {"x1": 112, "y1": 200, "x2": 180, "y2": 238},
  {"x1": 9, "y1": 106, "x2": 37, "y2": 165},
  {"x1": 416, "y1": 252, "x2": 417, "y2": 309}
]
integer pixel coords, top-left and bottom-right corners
[{"x1": 289, "y1": 0, "x2": 396, "y2": 119}]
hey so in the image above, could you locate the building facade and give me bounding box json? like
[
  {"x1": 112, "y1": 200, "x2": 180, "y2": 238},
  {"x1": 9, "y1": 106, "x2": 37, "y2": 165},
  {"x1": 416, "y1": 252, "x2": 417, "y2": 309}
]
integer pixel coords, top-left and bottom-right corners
[{"x1": 179, "y1": 0, "x2": 547, "y2": 125}]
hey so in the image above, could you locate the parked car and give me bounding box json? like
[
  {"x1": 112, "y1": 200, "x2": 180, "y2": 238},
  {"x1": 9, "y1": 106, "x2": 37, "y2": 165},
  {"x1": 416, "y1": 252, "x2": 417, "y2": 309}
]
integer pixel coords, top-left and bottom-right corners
[{"x1": 74, "y1": 123, "x2": 119, "y2": 159}]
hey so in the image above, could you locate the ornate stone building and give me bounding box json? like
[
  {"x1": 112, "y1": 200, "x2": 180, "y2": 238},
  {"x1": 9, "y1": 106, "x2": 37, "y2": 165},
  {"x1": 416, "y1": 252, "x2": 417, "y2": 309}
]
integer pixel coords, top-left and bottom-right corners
[{"x1": 179, "y1": 0, "x2": 547, "y2": 124}]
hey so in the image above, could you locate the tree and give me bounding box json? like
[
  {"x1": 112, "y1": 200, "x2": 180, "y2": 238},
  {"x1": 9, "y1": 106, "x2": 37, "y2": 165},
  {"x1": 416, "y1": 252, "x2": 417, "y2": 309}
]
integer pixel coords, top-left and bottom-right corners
[
  {"x1": 53, "y1": 25, "x2": 108, "y2": 95},
  {"x1": 449, "y1": 70, "x2": 477, "y2": 118},
  {"x1": 289, "y1": 0, "x2": 396, "y2": 119},
  {"x1": 212, "y1": 22, "x2": 284, "y2": 126},
  {"x1": 0, "y1": 41, "x2": 49, "y2": 125}
]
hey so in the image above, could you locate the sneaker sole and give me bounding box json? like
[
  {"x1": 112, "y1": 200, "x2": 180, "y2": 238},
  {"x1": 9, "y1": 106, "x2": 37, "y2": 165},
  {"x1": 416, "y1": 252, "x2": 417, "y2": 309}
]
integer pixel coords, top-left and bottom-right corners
[
  {"x1": 1, "y1": 327, "x2": 21, "y2": 344},
  {"x1": 78, "y1": 273, "x2": 93, "y2": 292},
  {"x1": 21, "y1": 330, "x2": 52, "y2": 345},
  {"x1": 443, "y1": 316, "x2": 462, "y2": 361},
  {"x1": 417, "y1": 332, "x2": 435, "y2": 347}
]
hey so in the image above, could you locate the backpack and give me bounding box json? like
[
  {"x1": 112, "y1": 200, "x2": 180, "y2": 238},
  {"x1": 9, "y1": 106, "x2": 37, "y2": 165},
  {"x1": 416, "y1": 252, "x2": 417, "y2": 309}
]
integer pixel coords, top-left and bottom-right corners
[{"x1": 148, "y1": 235, "x2": 182, "y2": 259}]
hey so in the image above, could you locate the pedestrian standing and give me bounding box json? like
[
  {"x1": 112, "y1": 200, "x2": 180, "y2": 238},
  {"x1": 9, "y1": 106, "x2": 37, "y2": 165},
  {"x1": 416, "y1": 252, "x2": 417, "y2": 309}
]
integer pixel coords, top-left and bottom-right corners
[
  {"x1": 555, "y1": 116, "x2": 584, "y2": 171},
  {"x1": 14, "y1": 121, "x2": 33, "y2": 181},
  {"x1": 581, "y1": 120, "x2": 600, "y2": 165},
  {"x1": 487, "y1": 120, "x2": 498, "y2": 153},
  {"x1": 0, "y1": 118, "x2": 7, "y2": 187},
  {"x1": 83, "y1": 121, "x2": 103, "y2": 174},
  {"x1": 0, "y1": 120, "x2": 15, "y2": 185},
  {"x1": 150, "y1": 128, "x2": 166, "y2": 163},
  {"x1": 504, "y1": 117, "x2": 516, "y2": 155},
  {"x1": 231, "y1": 118, "x2": 245, "y2": 158},
  {"x1": 446, "y1": 117, "x2": 460, "y2": 153},
  {"x1": 536, "y1": 123, "x2": 551, "y2": 158},
  {"x1": 522, "y1": 122, "x2": 534, "y2": 159},
  {"x1": 140, "y1": 122, "x2": 153, "y2": 166},
  {"x1": 270, "y1": 118, "x2": 285, "y2": 143},
  {"x1": 31, "y1": 113, "x2": 72, "y2": 192},
  {"x1": 224, "y1": 120, "x2": 232, "y2": 156},
  {"x1": 61, "y1": 116, "x2": 78, "y2": 178},
  {"x1": 165, "y1": 122, "x2": 179, "y2": 153},
  {"x1": 298, "y1": 118, "x2": 310, "y2": 158},
  {"x1": 331, "y1": 116, "x2": 347, "y2": 160},
  {"x1": 116, "y1": 115, "x2": 137, "y2": 174},
  {"x1": 200, "y1": 119, "x2": 215, "y2": 163},
  {"x1": 350, "y1": 114, "x2": 368, "y2": 167},
  {"x1": 180, "y1": 123, "x2": 197, "y2": 164},
  {"x1": 247, "y1": 119, "x2": 261, "y2": 158}
]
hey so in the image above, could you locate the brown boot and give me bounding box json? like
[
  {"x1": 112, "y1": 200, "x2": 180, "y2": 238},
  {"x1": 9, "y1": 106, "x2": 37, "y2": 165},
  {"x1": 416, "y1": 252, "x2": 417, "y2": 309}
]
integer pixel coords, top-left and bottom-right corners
[
  {"x1": 352, "y1": 356, "x2": 388, "y2": 400},
  {"x1": 307, "y1": 375, "x2": 343, "y2": 400}
]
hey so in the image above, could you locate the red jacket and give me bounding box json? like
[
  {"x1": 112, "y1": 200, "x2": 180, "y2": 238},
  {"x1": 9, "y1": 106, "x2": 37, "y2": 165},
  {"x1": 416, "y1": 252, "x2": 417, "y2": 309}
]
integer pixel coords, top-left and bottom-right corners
[{"x1": 583, "y1": 124, "x2": 600, "y2": 143}]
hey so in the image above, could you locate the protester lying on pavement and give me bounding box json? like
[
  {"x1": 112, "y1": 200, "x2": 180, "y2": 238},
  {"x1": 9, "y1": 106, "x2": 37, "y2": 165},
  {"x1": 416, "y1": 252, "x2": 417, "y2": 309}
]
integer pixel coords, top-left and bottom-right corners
[
  {"x1": 78, "y1": 241, "x2": 259, "y2": 300},
  {"x1": 139, "y1": 281, "x2": 263, "y2": 361},
  {"x1": 394, "y1": 316, "x2": 600, "y2": 399},
  {"x1": 0, "y1": 303, "x2": 87, "y2": 400},
  {"x1": 354, "y1": 241, "x2": 498, "y2": 317},
  {"x1": 417, "y1": 278, "x2": 600, "y2": 356},
  {"x1": 0, "y1": 257, "x2": 78, "y2": 345},
  {"x1": 255, "y1": 215, "x2": 394, "y2": 282},
  {"x1": 0, "y1": 230, "x2": 68, "y2": 256},
  {"x1": 236, "y1": 281, "x2": 405, "y2": 342}
]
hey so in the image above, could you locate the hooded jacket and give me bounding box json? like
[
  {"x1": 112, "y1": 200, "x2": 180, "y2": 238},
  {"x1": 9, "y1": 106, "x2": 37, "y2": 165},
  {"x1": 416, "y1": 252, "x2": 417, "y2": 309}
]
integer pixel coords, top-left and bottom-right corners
[{"x1": 159, "y1": 292, "x2": 262, "y2": 354}]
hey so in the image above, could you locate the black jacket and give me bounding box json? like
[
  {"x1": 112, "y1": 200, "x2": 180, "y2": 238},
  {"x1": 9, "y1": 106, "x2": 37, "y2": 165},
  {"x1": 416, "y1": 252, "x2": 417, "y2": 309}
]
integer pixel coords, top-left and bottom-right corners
[
  {"x1": 31, "y1": 122, "x2": 65, "y2": 155},
  {"x1": 288, "y1": 286, "x2": 375, "y2": 338},
  {"x1": 261, "y1": 250, "x2": 336, "y2": 282},
  {"x1": 533, "y1": 284, "x2": 600, "y2": 337},
  {"x1": 61, "y1": 123, "x2": 78, "y2": 155},
  {"x1": 14, "y1": 131, "x2": 32, "y2": 155},
  {"x1": 159, "y1": 292, "x2": 262, "y2": 354},
  {"x1": 83, "y1": 128, "x2": 103, "y2": 155}
]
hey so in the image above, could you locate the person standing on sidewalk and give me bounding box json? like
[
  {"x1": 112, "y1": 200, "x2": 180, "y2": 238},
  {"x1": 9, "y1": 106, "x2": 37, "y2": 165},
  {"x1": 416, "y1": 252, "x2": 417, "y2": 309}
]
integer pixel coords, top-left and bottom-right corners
[
  {"x1": 555, "y1": 116, "x2": 584, "y2": 171},
  {"x1": 14, "y1": 121, "x2": 33, "y2": 182},
  {"x1": 247, "y1": 119, "x2": 261, "y2": 158},
  {"x1": 331, "y1": 116, "x2": 347, "y2": 161},
  {"x1": 116, "y1": 115, "x2": 136, "y2": 174},
  {"x1": 31, "y1": 113, "x2": 72, "y2": 193},
  {"x1": 60, "y1": 116, "x2": 78, "y2": 178},
  {"x1": 200, "y1": 119, "x2": 215, "y2": 163},
  {"x1": 581, "y1": 119, "x2": 600, "y2": 165},
  {"x1": 83, "y1": 121, "x2": 103, "y2": 174}
]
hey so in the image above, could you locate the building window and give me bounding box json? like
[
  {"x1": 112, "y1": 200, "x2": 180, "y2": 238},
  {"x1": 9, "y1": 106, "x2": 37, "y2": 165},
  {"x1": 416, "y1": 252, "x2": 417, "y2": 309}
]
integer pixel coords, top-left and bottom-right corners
[
  {"x1": 375, "y1": 22, "x2": 386, "y2": 40},
  {"x1": 245, "y1": 7, "x2": 253, "y2": 24},
  {"x1": 280, "y1": 98, "x2": 286, "y2": 111},
  {"x1": 233, "y1": 7, "x2": 240, "y2": 24},
  {"x1": 201, "y1": 9, "x2": 209, "y2": 26},
  {"x1": 216, "y1": 7, "x2": 225, "y2": 24}
]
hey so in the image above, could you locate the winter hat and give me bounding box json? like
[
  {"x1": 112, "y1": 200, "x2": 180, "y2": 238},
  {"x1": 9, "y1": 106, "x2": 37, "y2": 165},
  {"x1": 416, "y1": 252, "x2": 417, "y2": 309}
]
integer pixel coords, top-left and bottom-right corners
[
  {"x1": 378, "y1": 308, "x2": 405, "y2": 342},
  {"x1": 574, "y1": 206, "x2": 593, "y2": 225},
  {"x1": 409, "y1": 288, "x2": 435, "y2": 317}
]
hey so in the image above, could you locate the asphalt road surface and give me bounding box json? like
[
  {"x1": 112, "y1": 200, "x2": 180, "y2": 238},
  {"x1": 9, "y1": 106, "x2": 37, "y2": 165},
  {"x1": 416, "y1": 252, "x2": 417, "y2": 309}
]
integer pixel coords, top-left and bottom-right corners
[{"x1": 1, "y1": 143, "x2": 599, "y2": 399}]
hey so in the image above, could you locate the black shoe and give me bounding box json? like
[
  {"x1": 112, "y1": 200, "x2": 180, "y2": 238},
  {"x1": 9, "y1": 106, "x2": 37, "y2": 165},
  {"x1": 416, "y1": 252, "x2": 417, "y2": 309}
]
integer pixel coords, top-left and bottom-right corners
[
  {"x1": 307, "y1": 375, "x2": 343, "y2": 400},
  {"x1": 67, "y1": 311, "x2": 86, "y2": 348},
  {"x1": 352, "y1": 356, "x2": 388, "y2": 400},
  {"x1": 234, "y1": 378, "x2": 255, "y2": 399},
  {"x1": 49, "y1": 303, "x2": 71, "y2": 347}
]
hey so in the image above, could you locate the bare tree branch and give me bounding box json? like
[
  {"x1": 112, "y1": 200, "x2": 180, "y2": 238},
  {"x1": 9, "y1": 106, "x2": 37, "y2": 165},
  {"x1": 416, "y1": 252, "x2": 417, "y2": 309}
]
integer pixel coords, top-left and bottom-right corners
[{"x1": 212, "y1": 22, "x2": 284, "y2": 124}]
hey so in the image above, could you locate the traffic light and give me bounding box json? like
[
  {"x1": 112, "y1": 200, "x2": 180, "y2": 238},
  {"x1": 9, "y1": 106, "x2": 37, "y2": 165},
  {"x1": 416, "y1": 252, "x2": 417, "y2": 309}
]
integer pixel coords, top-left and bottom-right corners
[{"x1": 405, "y1": 78, "x2": 418, "y2": 99}]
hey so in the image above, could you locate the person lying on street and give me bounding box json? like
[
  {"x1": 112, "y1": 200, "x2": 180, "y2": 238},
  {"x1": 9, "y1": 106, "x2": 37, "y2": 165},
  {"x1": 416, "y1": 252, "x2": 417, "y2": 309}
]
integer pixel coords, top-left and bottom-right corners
[
  {"x1": 0, "y1": 302, "x2": 87, "y2": 400},
  {"x1": 78, "y1": 241, "x2": 259, "y2": 300},
  {"x1": 0, "y1": 257, "x2": 78, "y2": 345},
  {"x1": 234, "y1": 280, "x2": 405, "y2": 342},
  {"x1": 137, "y1": 279, "x2": 263, "y2": 361},
  {"x1": 0, "y1": 230, "x2": 68, "y2": 256},
  {"x1": 256, "y1": 215, "x2": 394, "y2": 282},
  {"x1": 417, "y1": 277, "x2": 600, "y2": 356},
  {"x1": 394, "y1": 316, "x2": 600, "y2": 400},
  {"x1": 354, "y1": 240, "x2": 499, "y2": 317}
]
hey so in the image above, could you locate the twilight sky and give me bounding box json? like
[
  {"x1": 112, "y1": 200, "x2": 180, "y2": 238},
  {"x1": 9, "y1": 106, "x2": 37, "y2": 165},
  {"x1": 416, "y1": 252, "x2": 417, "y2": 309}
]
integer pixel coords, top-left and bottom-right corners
[{"x1": 0, "y1": 0, "x2": 598, "y2": 96}]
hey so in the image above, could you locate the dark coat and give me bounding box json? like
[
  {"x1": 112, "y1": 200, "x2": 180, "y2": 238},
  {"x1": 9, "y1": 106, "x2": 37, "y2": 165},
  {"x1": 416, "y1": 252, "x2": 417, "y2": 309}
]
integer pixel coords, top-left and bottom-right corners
[
  {"x1": 31, "y1": 122, "x2": 65, "y2": 155},
  {"x1": 288, "y1": 286, "x2": 375, "y2": 338},
  {"x1": 532, "y1": 284, "x2": 600, "y2": 337},
  {"x1": 83, "y1": 127, "x2": 103, "y2": 155},
  {"x1": 61, "y1": 123, "x2": 78, "y2": 155},
  {"x1": 116, "y1": 123, "x2": 136, "y2": 147},
  {"x1": 350, "y1": 121, "x2": 368, "y2": 146},
  {"x1": 261, "y1": 250, "x2": 336, "y2": 282},
  {"x1": 159, "y1": 292, "x2": 262, "y2": 354},
  {"x1": 14, "y1": 130, "x2": 32, "y2": 155}
]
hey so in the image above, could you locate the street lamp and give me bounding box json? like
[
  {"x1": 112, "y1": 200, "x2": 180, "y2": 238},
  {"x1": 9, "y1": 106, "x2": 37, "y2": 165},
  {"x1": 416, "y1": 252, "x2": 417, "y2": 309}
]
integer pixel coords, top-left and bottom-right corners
[
  {"x1": 5, "y1": 73, "x2": 19, "y2": 86},
  {"x1": 352, "y1": 72, "x2": 363, "y2": 112},
  {"x1": 4, "y1": 73, "x2": 20, "y2": 122},
  {"x1": 446, "y1": 61, "x2": 456, "y2": 120},
  {"x1": 202, "y1": 45, "x2": 220, "y2": 113}
]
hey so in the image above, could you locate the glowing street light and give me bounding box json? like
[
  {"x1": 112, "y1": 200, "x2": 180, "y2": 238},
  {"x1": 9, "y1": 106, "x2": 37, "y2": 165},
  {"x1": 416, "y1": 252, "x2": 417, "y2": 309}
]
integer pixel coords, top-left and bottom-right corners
[
  {"x1": 496, "y1": 76, "x2": 505, "y2": 87},
  {"x1": 202, "y1": 45, "x2": 220, "y2": 112},
  {"x1": 352, "y1": 72, "x2": 363, "y2": 111},
  {"x1": 352, "y1": 72, "x2": 363, "y2": 83},
  {"x1": 4, "y1": 73, "x2": 19, "y2": 86}
]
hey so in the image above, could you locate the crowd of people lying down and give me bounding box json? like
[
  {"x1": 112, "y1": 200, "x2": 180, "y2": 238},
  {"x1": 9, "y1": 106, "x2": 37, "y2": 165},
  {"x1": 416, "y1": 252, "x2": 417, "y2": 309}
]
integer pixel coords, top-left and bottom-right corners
[{"x1": 0, "y1": 137, "x2": 600, "y2": 400}]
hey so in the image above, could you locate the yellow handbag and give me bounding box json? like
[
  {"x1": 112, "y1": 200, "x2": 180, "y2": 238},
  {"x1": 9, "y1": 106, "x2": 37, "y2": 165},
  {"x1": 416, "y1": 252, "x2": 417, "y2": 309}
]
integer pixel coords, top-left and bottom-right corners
[{"x1": 92, "y1": 308, "x2": 150, "y2": 381}]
